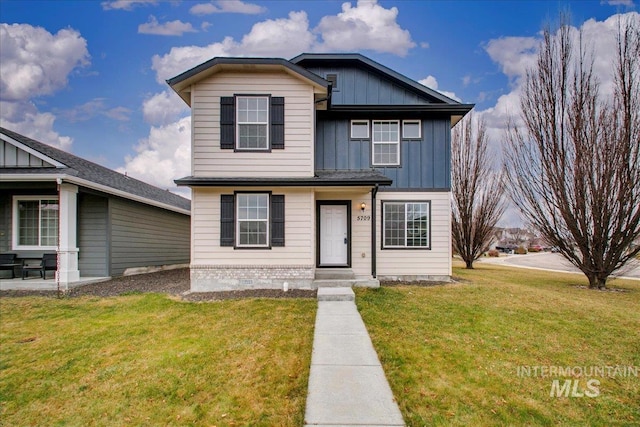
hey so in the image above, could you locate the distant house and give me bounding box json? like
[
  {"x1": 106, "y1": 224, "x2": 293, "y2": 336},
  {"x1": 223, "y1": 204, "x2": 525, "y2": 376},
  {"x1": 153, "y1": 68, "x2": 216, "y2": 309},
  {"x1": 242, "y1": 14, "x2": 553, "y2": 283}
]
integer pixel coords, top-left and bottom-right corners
[
  {"x1": 0, "y1": 127, "x2": 190, "y2": 287},
  {"x1": 167, "y1": 53, "x2": 473, "y2": 291}
]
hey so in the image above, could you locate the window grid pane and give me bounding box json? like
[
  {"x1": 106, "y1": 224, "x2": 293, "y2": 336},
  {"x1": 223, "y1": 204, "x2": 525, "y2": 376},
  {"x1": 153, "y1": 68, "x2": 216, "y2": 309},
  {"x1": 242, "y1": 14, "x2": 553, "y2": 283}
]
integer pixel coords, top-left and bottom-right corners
[
  {"x1": 351, "y1": 121, "x2": 369, "y2": 139},
  {"x1": 403, "y1": 121, "x2": 421, "y2": 139},
  {"x1": 18, "y1": 201, "x2": 39, "y2": 246},
  {"x1": 237, "y1": 194, "x2": 269, "y2": 247},
  {"x1": 237, "y1": 96, "x2": 268, "y2": 149},
  {"x1": 384, "y1": 202, "x2": 429, "y2": 248},
  {"x1": 40, "y1": 200, "x2": 59, "y2": 246},
  {"x1": 373, "y1": 121, "x2": 399, "y2": 165}
]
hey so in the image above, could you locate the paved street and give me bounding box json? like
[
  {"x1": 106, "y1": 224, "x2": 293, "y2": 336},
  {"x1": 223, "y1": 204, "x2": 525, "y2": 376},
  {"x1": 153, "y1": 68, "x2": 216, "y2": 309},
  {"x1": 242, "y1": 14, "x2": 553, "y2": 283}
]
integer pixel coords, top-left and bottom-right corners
[{"x1": 478, "y1": 252, "x2": 640, "y2": 280}]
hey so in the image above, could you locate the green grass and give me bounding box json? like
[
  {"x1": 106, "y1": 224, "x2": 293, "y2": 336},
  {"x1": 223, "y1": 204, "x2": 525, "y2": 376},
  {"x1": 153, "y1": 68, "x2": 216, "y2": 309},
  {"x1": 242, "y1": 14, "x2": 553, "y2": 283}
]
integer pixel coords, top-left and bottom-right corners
[
  {"x1": 356, "y1": 263, "x2": 640, "y2": 426},
  {"x1": 0, "y1": 294, "x2": 316, "y2": 426}
]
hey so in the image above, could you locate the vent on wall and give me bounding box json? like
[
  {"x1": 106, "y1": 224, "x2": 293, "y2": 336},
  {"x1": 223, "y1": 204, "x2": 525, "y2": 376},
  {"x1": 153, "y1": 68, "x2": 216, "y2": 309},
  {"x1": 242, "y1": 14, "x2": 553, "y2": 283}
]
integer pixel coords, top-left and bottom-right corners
[{"x1": 326, "y1": 73, "x2": 338, "y2": 91}]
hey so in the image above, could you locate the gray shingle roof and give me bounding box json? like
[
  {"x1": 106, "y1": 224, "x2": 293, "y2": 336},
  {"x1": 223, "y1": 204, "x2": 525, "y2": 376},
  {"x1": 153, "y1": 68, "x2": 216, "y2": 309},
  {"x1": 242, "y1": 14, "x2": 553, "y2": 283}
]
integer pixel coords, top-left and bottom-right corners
[
  {"x1": 175, "y1": 170, "x2": 392, "y2": 187},
  {"x1": 1, "y1": 127, "x2": 190, "y2": 212}
]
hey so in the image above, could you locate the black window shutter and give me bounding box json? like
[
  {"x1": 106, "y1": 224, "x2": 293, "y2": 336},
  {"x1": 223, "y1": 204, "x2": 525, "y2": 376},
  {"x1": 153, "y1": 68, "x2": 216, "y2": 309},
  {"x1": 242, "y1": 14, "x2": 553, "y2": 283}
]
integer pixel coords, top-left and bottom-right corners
[
  {"x1": 220, "y1": 97, "x2": 235, "y2": 149},
  {"x1": 220, "y1": 194, "x2": 235, "y2": 246},
  {"x1": 270, "y1": 97, "x2": 285, "y2": 149},
  {"x1": 270, "y1": 195, "x2": 285, "y2": 246}
]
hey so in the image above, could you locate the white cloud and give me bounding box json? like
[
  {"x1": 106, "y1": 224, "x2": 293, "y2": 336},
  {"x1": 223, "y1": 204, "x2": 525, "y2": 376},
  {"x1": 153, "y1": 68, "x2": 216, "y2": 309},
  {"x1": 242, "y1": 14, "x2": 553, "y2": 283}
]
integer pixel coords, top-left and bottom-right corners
[
  {"x1": 190, "y1": 0, "x2": 266, "y2": 15},
  {"x1": 0, "y1": 101, "x2": 72, "y2": 151},
  {"x1": 101, "y1": 0, "x2": 157, "y2": 11},
  {"x1": 0, "y1": 23, "x2": 89, "y2": 100},
  {"x1": 118, "y1": 116, "x2": 192, "y2": 193},
  {"x1": 418, "y1": 75, "x2": 462, "y2": 102},
  {"x1": 602, "y1": 0, "x2": 635, "y2": 6},
  {"x1": 484, "y1": 36, "x2": 538, "y2": 83},
  {"x1": 478, "y1": 11, "x2": 640, "y2": 158},
  {"x1": 105, "y1": 106, "x2": 132, "y2": 121},
  {"x1": 138, "y1": 16, "x2": 197, "y2": 36},
  {"x1": 0, "y1": 23, "x2": 89, "y2": 151},
  {"x1": 142, "y1": 90, "x2": 188, "y2": 125},
  {"x1": 151, "y1": 11, "x2": 314, "y2": 83},
  {"x1": 239, "y1": 11, "x2": 315, "y2": 56},
  {"x1": 315, "y1": 0, "x2": 416, "y2": 56}
]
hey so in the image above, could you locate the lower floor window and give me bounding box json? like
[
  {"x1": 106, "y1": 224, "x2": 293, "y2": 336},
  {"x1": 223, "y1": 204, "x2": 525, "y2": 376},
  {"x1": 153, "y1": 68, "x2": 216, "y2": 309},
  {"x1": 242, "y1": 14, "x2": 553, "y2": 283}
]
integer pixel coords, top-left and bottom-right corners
[
  {"x1": 14, "y1": 197, "x2": 59, "y2": 248},
  {"x1": 383, "y1": 201, "x2": 430, "y2": 248},
  {"x1": 237, "y1": 193, "x2": 269, "y2": 247}
]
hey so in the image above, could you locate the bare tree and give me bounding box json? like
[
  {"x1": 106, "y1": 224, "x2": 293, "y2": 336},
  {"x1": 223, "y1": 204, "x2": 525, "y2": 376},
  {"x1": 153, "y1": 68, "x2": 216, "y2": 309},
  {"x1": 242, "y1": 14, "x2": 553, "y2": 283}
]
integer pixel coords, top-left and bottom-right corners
[
  {"x1": 451, "y1": 114, "x2": 506, "y2": 268},
  {"x1": 503, "y1": 15, "x2": 640, "y2": 289}
]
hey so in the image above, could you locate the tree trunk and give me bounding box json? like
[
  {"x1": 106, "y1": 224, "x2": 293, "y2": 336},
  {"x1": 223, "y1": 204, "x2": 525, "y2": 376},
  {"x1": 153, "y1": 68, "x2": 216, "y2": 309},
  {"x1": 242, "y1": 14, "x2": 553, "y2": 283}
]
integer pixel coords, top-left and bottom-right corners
[
  {"x1": 587, "y1": 274, "x2": 608, "y2": 290},
  {"x1": 465, "y1": 259, "x2": 474, "y2": 269}
]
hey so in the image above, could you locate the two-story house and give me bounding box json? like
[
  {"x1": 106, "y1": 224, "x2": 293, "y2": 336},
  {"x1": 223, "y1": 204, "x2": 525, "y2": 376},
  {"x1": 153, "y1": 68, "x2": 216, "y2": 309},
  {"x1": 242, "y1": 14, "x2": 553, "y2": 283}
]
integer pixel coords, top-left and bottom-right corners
[{"x1": 168, "y1": 53, "x2": 473, "y2": 291}]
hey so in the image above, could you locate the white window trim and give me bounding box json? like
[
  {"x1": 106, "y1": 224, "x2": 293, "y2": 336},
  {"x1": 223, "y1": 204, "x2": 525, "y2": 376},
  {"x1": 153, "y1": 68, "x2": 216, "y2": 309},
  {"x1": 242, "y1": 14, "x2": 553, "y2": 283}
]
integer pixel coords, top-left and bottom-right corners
[
  {"x1": 236, "y1": 193, "x2": 270, "y2": 248},
  {"x1": 12, "y1": 195, "x2": 59, "y2": 250},
  {"x1": 350, "y1": 120, "x2": 369, "y2": 139},
  {"x1": 382, "y1": 201, "x2": 431, "y2": 249},
  {"x1": 402, "y1": 120, "x2": 422, "y2": 139},
  {"x1": 236, "y1": 95, "x2": 269, "y2": 151},
  {"x1": 372, "y1": 120, "x2": 400, "y2": 166}
]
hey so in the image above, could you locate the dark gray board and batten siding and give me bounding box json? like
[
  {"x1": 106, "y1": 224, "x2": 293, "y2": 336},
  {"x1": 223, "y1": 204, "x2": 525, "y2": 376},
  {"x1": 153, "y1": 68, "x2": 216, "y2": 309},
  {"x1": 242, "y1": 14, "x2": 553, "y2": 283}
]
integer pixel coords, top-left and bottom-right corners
[
  {"x1": 315, "y1": 118, "x2": 452, "y2": 190},
  {"x1": 304, "y1": 66, "x2": 432, "y2": 106},
  {"x1": 109, "y1": 197, "x2": 190, "y2": 277}
]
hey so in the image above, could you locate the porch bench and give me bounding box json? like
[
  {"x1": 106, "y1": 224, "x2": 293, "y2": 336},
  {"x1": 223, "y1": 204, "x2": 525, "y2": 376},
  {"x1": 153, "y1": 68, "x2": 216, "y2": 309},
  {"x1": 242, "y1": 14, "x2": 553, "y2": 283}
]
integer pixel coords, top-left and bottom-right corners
[
  {"x1": 0, "y1": 254, "x2": 21, "y2": 279},
  {"x1": 21, "y1": 253, "x2": 57, "y2": 280}
]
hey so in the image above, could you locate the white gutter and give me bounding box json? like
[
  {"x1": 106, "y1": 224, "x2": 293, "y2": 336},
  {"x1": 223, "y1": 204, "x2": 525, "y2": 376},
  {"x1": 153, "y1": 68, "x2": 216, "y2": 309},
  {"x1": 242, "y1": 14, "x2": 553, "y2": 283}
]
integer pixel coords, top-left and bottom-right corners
[{"x1": 0, "y1": 173, "x2": 190, "y2": 216}]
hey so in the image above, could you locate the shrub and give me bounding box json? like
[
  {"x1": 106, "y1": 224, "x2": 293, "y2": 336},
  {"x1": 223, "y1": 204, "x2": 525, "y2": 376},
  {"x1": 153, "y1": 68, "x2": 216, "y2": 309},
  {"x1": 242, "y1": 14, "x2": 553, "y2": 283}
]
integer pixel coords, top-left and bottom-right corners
[
  {"x1": 488, "y1": 249, "x2": 500, "y2": 257},
  {"x1": 528, "y1": 247, "x2": 540, "y2": 253},
  {"x1": 515, "y1": 246, "x2": 528, "y2": 255}
]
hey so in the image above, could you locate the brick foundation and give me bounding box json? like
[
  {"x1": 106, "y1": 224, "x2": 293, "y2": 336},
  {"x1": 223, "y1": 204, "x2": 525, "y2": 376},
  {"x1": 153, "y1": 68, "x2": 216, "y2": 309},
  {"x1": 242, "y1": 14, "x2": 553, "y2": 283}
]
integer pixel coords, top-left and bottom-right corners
[{"x1": 190, "y1": 264, "x2": 315, "y2": 292}]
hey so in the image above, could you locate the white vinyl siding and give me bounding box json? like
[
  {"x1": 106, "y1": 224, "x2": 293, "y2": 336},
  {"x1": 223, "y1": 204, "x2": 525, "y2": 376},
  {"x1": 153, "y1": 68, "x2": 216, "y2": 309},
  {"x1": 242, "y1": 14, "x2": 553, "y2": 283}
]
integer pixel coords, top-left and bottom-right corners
[
  {"x1": 377, "y1": 192, "x2": 451, "y2": 277},
  {"x1": 12, "y1": 196, "x2": 58, "y2": 249},
  {"x1": 191, "y1": 71, "x2": 316, "y2": 178},
  {"x1": 372, "y1": 120, "x2": 400, "y2": 166},
  {"x1": 192, "y1": 187, "x2": 314, "y2": 266}
]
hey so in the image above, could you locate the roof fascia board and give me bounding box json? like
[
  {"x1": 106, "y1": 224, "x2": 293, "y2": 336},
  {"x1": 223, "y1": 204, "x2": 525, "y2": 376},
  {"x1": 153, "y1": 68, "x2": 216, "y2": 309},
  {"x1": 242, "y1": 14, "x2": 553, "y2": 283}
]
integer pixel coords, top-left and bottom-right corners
[
  {"x1": 167, "y1": 57, "x2": 329, "y2": 104},
  {"x1": 327, "y1": 104, "x2": 475, "y2": 114},
  {"x1": 175, "y1": 177, "x2": 393, "y2": 187},
  {"x1": 0, "y1": 132, "x2": 66, "y2": 168},
  {"x1": 1, "y1": 173, "x2": 190, "y2": 216}
]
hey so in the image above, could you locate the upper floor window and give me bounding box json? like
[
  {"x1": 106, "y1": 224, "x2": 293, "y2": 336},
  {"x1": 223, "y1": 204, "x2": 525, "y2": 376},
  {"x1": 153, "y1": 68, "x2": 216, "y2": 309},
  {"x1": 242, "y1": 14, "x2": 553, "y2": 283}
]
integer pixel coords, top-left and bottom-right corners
[
  {"x1": 402, "y1": 120, "x2": 421, "y2": 139},
  {"x1": 350, "y1": 120, "x2": 369, "y2": 139},
  {"x1": 237, "y1": 96, "x2": 269, "y2": 150},
  {"x1": 13, "y1": 196, "x2": 59, "y2": 249},
  {"x1": 220, "y1": 96, "x2": 285, "y2": 150},
  {"x1": 372, "y1": 120, "x2": 400, "y2": 166}
]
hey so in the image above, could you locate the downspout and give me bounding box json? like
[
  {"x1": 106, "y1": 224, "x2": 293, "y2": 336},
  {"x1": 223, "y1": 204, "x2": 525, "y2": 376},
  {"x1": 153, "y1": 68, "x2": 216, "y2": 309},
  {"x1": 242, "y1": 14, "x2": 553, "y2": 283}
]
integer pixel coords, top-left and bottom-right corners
[
  {"x1": 371, "y1": 184, "x2": 379, "y2": 278},
  {"x1": 56, "y1": 178, "x2": 62, "y2": 297}
]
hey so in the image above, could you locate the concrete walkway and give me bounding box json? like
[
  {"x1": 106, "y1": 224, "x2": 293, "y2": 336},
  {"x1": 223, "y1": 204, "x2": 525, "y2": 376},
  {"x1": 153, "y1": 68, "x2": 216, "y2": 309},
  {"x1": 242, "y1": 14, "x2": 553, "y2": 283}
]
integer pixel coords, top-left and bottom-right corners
[{"x1": 304, "y1": 287, "x2": 404, "y2": 427}]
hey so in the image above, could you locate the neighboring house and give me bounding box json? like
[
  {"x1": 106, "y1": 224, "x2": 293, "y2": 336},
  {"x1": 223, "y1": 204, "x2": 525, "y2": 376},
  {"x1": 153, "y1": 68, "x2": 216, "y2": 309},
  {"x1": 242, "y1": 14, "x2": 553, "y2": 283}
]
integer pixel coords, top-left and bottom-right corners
[
  {"x1": 168, "y1": 53, "x2": 473, "y2": 291},
  {"x1": 0, "y1": 127, "x2": 190, "y2": 286}
]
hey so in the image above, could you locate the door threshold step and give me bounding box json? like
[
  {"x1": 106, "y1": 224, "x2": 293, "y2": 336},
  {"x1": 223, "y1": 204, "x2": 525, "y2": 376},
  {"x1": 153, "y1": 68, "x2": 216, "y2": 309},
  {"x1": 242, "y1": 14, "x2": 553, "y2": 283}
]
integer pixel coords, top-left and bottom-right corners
[
  {"x1": 313, "y1": 279, "x2": 380, "y2": 289},
  {"x1": 317, "y1": 287, "x2": 355, "y2": 301}
]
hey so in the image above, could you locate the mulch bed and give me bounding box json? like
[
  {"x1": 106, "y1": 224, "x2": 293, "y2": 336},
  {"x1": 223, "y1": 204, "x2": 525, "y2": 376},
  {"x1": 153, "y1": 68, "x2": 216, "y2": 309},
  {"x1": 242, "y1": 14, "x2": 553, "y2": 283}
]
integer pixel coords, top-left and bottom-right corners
[{"x1": 0, "y1": 268, "x2": 317, "y2": 301}]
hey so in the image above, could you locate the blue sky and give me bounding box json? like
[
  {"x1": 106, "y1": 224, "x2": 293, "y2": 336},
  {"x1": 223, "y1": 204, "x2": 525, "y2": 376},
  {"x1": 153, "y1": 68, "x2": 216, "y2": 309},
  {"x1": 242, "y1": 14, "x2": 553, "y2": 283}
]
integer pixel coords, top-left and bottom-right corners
[{"x1": 1, "y1": 0, "x2": 637, "y2": 224}]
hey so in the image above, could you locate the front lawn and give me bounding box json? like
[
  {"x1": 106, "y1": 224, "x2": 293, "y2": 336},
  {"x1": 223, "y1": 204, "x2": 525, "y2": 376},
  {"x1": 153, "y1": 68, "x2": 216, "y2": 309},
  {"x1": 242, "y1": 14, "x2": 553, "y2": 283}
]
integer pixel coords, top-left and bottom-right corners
[
  {"x1": 357, "y1": 263, "x2": 640, "y2": 426},
  {"x1": 0, "y1": 294, "x2": 316, "y2": 426}
]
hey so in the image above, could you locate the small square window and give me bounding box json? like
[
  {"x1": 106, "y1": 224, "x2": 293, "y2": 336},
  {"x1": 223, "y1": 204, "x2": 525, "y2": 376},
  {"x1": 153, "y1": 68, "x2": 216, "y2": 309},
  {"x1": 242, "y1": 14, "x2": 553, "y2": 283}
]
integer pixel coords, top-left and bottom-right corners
[
  {"x1": 403, "y1": 120, "x2": 421, "y2": 139},
  {"x1": 350, "y1": 120, "x2": 369, "y2": 139}
]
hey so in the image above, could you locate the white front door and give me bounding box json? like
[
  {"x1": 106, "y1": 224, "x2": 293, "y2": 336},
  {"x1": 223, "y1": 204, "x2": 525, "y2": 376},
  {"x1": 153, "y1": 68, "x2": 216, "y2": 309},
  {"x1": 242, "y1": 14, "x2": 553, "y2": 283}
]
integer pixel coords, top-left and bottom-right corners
[{"x1": 320, "y1": 204, "x2": 348, "y2": 266}]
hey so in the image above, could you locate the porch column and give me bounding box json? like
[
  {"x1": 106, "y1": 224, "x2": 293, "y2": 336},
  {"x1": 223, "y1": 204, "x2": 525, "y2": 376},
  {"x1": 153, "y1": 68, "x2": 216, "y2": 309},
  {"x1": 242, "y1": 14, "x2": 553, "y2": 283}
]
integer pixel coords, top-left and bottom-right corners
[{"x1": 57, "y1": 183, "x2": 80, "y2": 285}]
